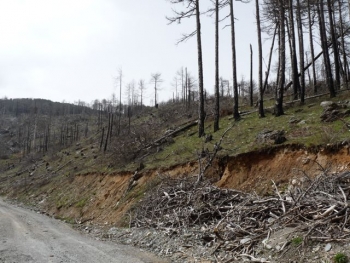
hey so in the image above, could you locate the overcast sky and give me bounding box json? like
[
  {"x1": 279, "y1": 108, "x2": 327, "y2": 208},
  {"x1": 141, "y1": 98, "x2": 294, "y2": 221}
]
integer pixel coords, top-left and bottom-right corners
[{"x1": 0, "y1": 0, "x2": 268, "y2": 105}]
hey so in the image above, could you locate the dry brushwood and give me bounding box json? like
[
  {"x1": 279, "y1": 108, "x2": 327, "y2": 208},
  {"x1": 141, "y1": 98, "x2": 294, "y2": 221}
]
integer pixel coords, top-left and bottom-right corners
[{"x1": 131, "y1": 171, "x2": 350, "y2": 261}]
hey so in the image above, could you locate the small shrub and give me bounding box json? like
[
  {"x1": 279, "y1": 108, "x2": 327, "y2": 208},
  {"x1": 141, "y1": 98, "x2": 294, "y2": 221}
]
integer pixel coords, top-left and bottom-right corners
[
  {"x1": 320, "y1": 126, "x2": 339, "y2": 144},
  {"x1": 291, "y1": 236, "x2": 303, "y2": 246},
  {"x1": 76, "y1": 198, "x2": 88, "y2": 208},
  {"x1": 334, "y1": 252, "x2": 348, "y2": 263}
]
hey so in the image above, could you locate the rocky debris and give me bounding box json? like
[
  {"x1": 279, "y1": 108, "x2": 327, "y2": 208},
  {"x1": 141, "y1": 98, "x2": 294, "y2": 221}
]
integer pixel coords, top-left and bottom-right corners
[
  {"x1": 289, "y1": 117, "x2": 301, "y2": 124},
  {"x1": 320, "y1": 101, "x2": 338, "y2": 109},
  {"x1": 289, "y1": 117, "x2": 307, "y2": 125},
  {"x1": 324, "y1": 243, "x2": 332, "y2": 252},
  {"x1": 257, "y1": 130, "x2": 287, "y2": 144},
  {"x1": 102, "y1": 171, "x2": 350, "y2": 262},
  {"x1": 320, "y1": 101, "x2": 350, "y2": 122},
  {"x1": 320, "y1": 108, "x2": 342, "y2": 122},
  {"x1": 320, "y1": 108, "x2": 350, "y2": 122}
]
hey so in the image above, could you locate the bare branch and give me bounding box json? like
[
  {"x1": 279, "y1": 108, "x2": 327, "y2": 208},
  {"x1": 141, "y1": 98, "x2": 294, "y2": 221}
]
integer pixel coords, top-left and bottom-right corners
[{"x1": 176, "y1": 30, "x2": 197, "y2": 44}]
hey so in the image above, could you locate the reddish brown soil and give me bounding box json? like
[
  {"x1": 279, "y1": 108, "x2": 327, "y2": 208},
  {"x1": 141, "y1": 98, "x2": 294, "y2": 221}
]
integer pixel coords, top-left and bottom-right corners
[
  {"x1": 37, "y1": 144, "x2": 350, "y2": 227},
  {"x1": 217, "y1": 144, "x2": 350, "y2": 194}
]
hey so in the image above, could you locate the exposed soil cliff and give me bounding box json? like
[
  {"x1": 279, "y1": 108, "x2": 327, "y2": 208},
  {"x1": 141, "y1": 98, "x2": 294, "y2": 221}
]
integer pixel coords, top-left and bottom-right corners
[
  {"x1": 17, "y1": 143, "x2": 350, "y2": 228},
  {"x1": 217, "y1": 143, "x2": 350, "y2": 193}
]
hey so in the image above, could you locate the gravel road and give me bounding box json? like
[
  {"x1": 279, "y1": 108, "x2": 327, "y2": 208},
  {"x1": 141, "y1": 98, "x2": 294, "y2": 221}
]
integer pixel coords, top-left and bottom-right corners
[{"x1": 0, "y1": 198, "x2": 166, "y2": 263}]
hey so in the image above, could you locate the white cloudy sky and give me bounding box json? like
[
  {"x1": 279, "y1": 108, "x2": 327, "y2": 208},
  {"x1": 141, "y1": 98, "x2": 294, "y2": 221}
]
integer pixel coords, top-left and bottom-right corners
[{"x1": 0, "y1": 0, "x2": 269, "y2": 105}]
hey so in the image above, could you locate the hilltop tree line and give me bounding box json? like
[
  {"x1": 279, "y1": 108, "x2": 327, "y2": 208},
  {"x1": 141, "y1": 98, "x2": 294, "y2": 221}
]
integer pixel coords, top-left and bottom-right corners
[
  {"x1": 0, "y1": 94, "x2": 201, "y2": 165},
  {"x1": 0, "y1": 99, "x2": 96, "y2": 157}
]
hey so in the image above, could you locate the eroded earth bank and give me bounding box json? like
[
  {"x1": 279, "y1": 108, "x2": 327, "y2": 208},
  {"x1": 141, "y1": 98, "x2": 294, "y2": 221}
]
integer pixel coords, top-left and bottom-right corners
[{"x1": 2, "y1": 143, "x2": 350, "y2": 262}]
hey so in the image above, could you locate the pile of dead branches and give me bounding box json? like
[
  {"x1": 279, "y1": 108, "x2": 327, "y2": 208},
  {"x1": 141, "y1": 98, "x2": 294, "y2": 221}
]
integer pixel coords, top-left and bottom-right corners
[{"x1": 131, "y1": 171, "x2": 350, "y2": 260}]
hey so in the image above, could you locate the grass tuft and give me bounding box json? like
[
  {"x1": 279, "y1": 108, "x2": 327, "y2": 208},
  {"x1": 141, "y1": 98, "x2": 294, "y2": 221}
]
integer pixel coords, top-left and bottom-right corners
[
  {"x1": 291, "y1": 236, "x2": 303, "y2": 246},
  {"x1": 334, "y1": 252, "x2": 348, "y2": 263}
]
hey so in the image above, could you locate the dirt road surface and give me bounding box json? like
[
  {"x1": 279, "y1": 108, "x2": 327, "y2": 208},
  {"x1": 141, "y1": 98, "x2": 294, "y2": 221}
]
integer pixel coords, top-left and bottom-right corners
[{"x1": 0, "y1": 198, "x2": 166, "y2": 263}]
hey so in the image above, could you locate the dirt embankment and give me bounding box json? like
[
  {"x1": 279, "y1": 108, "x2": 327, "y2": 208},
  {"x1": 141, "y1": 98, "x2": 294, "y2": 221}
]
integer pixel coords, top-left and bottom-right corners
[
  {"x1": 22, "y1": 143, "x2": 350, "y2": 227},
  {"x1": 217, "y1": 143, "x2": 350, "y2": 193}
]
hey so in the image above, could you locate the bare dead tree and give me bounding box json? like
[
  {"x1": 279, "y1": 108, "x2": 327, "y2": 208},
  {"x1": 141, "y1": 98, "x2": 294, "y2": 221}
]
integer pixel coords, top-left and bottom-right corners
[
  {"x1": 171, "y1": 76, "x2": 179, "y2": 102},
  {"x1": 263, "y1": 24, "x2": 277, "y2": 95},
  {"x1": 100, "y1": 127, "x2": 105, "y2": 150},
  {"x1": 104, "y1": 113, "x2": 112, "y2": 153},
  {"x1": 185, "y1": 67, "x2": 188, "y2": 106},
  {"x1": 338, "y1": 0, "x2": 349, "y2": 89},
  {"x1": 326, "y1": 0, "x2": 341, "y2": 91},
  {"x1": 288, "y1": 0, "x2": 301, "y2": 100},
  {"x1": 125, "y1": 82, "x2": 133, "y2": 106},
  {"x1": 229, "y1": 0, "x2": 240, "y2": 121},
  {"x1": 138, "y1": 79, "x2": 146, "y2": 109},
  {"x1": 296, "y1": 0, "x2": 305, "y2": 104},
  {"x1": 307, "y1": 0, "x2": 317, "y2": 94},
  {"x1": 187, "y1": 72, "x2": 197, "y2": 106},
  {"x1": 255, "y1": 0, "x2": 265, "y2": 117},
  {"x1": 117, "y1": 68, "x2": 123, "y2": 136},
  {"x1": 176, "y1": 67, "x2": 186, "y2": 103},
  {"x1": 317, "y1": 0, "x2": 336, "y2": 97},
  {"x1": 275, "y1": 0, "x2": 286, "y2": 116},
  {"x1": 214, "y1": 0, "x2": 220, "y2": 132},
  {"x1": 150, "y1": 73, "x2": 163, "y2": 108},
  {"x1": 196, "y1": 124, "x2": 234, "y2": 186},
  {"x1": 250, "y1": 44, "x2": 254, "y2": 108},
  {"x1": 167, "y1": 0, "x2": 206, "y2": 137}
]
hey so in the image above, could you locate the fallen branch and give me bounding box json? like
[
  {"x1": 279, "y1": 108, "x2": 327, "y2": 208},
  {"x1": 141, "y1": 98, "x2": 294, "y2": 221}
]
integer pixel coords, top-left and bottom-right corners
[{"x1": 130, "y1": 170, "x2": 350, "y2": 261}]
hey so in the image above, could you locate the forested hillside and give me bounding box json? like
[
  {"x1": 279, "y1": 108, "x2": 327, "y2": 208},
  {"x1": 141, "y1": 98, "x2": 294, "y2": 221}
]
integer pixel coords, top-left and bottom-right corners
[
  {"x1": 2, "y1": 90, "x2": 350, "y2": 262},
  {"x1": 2, "y1": 0, "x2": 350, "y2": 261}
]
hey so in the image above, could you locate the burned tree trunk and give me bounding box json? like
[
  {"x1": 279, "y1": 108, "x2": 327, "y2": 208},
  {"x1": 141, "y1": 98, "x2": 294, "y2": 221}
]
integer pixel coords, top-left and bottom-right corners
[
  {"x1": 230, "y1": 0, "x2": 240, "y2": 121},
  {"x1": 214, "y1": 0, "x2": 220, "y2": 132},
  {"x1": 296, "y1": 0, "x2": 305, "y2": 104},
  {"x1": 275, "y1": 0, "x2": 285, "y2": 116}
]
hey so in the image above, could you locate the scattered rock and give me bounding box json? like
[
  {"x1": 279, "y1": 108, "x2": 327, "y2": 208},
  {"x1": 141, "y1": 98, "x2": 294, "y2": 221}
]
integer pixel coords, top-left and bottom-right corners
[
  {"x1": 265, "y1": 244, "x2": 272, "y2": 250},
  {"x1": 312, "y1": 245, "x2": 320, "y2": 253},
  {"x1": 289, "y1": 118, "x2": 301, "y2": 124},
  {"x1": 320, "y1": 101, "x2": 338, "y2": 109},
  {"x1": 320, "y1": 108, "x2": 341, "y2": 122},
  {"x1": 302, "y1": 157, "x2": 310, "y2": 165},
  {"x1": 320, "y1": 105, "x2": 350, "y2": 122},
  {"x1": 324, "y1": 243, "x2": 332, "y2": 252},
  {"x1": 256, "y1": 130, "x2": 287, "y2": 145},
  {"x1": 240, "y1": 238, "x2": 251, "y2": 245},
  {"x1": 267, "y1": 217, "x2": 275, "y2": 224}
]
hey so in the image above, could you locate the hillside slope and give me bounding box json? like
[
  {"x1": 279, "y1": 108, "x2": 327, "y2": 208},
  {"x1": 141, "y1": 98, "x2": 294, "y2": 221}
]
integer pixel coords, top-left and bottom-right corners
[{"x1": 1, "y1": 93, "x2": 350, "y2": 262}]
